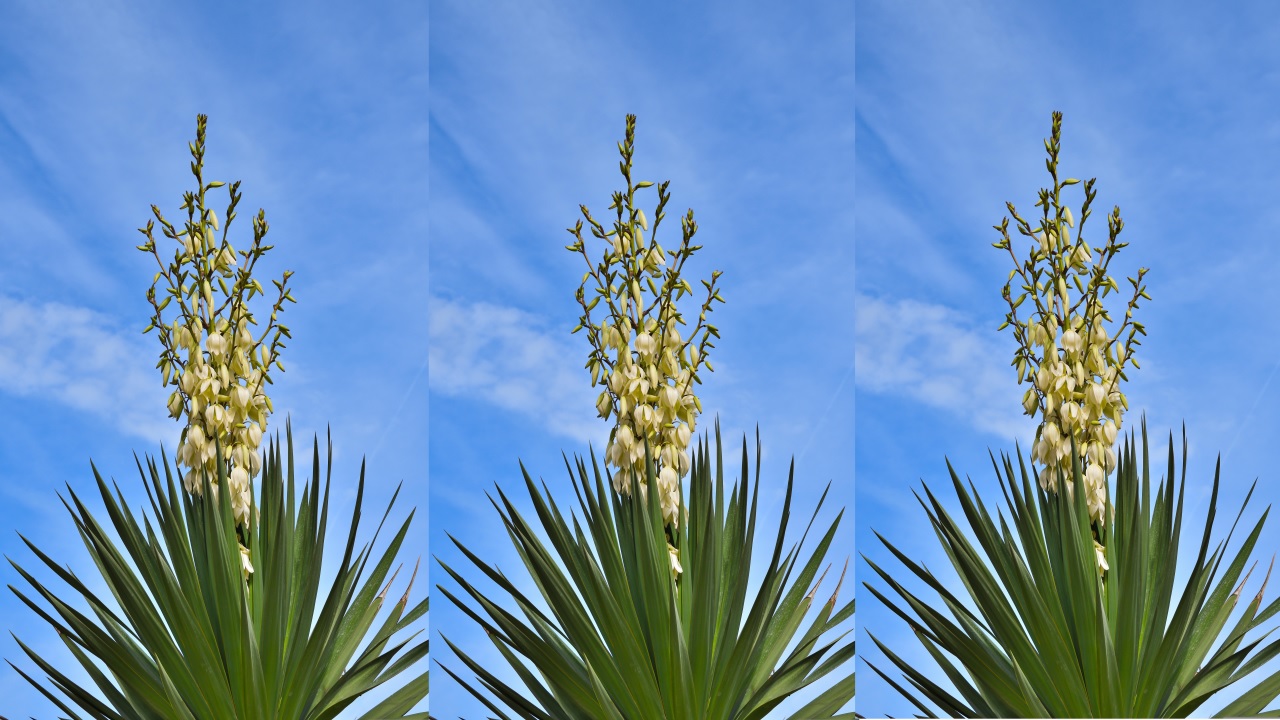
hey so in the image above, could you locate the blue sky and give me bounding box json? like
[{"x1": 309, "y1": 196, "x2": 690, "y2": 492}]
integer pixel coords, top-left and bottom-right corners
[
  {"x1": 0, "y1": 2, "x2": 426, "y2": 716},
  {"x1": 857, "y1": 1, "x2": 1280, "y2": 716},
  {"x1": 428, "y1": 1, "x2": 853, "y2": 717}
]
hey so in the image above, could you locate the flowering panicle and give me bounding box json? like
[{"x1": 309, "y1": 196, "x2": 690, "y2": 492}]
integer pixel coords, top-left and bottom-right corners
[
  {"x1": 994, "y1": 112, "x2": 1150, "y2": 555},
  {"x1": 137, "y1": 115, "x2": 295, "y2": 577},
  {"x1": 567, "y1": 115, "x2": 724, "y2": 579}
]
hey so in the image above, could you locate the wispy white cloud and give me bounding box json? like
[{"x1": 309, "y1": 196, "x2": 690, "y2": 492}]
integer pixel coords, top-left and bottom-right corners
[
  {"x1": 855, "y1": 292, "x2": 1033, "y2": 443},
  {"x1": 0, "y1": 294, "x2": 171, "y2": 444},
  {"x1": 428, "y1": 296, "x2": 601, "y2": 446}
]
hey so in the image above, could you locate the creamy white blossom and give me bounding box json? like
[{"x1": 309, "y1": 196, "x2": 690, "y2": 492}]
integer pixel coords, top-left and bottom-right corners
[
  {"x1": 238, "y1": 543, "x2": 254, "y2": 581},
  {"x1": 1093, "y1": 539, "x2": 1109, "y2": 575},
  {"x1": 667, "y1": 542, "x2": 683, "y2": 581}
]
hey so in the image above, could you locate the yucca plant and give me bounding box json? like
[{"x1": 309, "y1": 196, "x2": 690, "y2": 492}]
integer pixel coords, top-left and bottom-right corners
[
  {"x1": 864, "y1": 422, "x2": 1280, "y2": 717},
  {"x1": 7, "y1": 426, "x2": 430, "y2": 718},
  {"x1": 5, "y1": 113, "x2": 427, "y2": 718},
  {"x1": 437, "y1": 426, "x2": 855, "y2": 719}
]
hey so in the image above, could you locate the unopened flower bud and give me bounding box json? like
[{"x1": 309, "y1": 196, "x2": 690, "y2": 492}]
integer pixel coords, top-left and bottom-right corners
[
  {"x1": 167, "y1": 391, "x2": 184, "y2": 418},
  {"x1": 1022, "y1": 388, "x2": 1039, "y2": 416}
]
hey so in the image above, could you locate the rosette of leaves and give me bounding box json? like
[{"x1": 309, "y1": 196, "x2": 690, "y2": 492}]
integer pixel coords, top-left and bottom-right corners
[
  {"x1": 864, "y1": 423, "x2": 1280, "y2": 718},
  {"x1": 437, "y1": 426, "x2": 856, "y2": 719},
  {"x1": 7, "y1": 427, "x2": 430, "y2": 717}
]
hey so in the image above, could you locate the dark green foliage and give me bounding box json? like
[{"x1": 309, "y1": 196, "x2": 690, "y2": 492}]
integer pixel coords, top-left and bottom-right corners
[
  {"x1": 8, "y1": 426, "x2": 429, "y2": 719},
  {"x1": 866, "y1": 422, "x2": 1280, "y2": 718},
  {"x1": 439, "y1": 426, "x2": 855, "y2": 719}
]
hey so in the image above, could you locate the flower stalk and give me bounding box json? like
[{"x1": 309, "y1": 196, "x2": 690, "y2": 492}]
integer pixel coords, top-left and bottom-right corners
[
  {"x1": 566, "y1": 114, "x2": 724, "y2": 578},
  {"x1": 136, "y1": 114, "x2": 295, "y2": 576},
  {"x1": 994, "y1": 111, "x2": 1150, "y2": 570}
]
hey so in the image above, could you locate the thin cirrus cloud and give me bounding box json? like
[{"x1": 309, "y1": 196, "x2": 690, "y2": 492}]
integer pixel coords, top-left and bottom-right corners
[
  {"x1": 0, "y1": 293, "x2": 171, "y2": 445},
  {"x1": 855, "y1": 292, "x2": 1033, "y2": 444},
  {"x1": 428, "y1": 295, "x2": 600, "y2": 446}
]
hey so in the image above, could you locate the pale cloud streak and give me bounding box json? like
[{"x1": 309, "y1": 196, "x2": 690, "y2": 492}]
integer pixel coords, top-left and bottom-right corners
[
  {"x1": 428, "y1": 296, "x2": 602, "y2": 446},
  {"x1": 855, "y1": 292, "x2": 1033, "y2": 443},
  {"x1": 0, "y1": 294, "x2": 172, "y2": 444}
]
